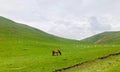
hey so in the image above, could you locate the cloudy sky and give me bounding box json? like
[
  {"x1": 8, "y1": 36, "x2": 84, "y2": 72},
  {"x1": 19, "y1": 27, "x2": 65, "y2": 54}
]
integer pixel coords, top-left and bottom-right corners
[{"x1": 0, "y1": 0, "x2": 120, "y2": 40}]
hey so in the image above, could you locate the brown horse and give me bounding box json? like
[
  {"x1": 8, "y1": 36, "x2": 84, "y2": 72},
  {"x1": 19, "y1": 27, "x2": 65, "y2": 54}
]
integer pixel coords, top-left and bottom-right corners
[{"x1": 52, "y1": 50, "x2": 61, "y2": 56}]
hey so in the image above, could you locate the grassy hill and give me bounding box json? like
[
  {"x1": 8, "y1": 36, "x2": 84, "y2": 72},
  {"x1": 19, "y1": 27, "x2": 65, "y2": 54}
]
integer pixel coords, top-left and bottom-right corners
[
  {"x1": 0, "y1": 16, "x2": 120, "y2": 72},
  {"x1": 82, "y1": 31, "x2": 120, "y2": 44},
  {"x1": 0, "y1": 16, "x2": 80, "y2": 44}
]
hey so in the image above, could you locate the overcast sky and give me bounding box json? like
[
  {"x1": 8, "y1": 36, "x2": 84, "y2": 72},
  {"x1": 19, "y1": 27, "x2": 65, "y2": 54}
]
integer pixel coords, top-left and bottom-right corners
[{"x1": 0, "y1": 0, "x2": 120, "y2": 40}]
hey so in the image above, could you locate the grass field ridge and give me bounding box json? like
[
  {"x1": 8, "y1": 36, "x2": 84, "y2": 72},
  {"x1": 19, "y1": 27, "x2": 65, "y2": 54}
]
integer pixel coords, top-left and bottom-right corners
[{"x1": 53, "y1": 52, "x2": 120, "y2": 72}]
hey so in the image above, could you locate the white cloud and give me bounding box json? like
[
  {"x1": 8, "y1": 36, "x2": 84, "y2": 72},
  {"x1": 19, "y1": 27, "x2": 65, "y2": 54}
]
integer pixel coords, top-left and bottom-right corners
[
  {"x1": 0, "y1": 0, "x2": 120, "y2": 40},
  {"x1": 89, "y1": 16, "x2": 111, "y2": 34}
]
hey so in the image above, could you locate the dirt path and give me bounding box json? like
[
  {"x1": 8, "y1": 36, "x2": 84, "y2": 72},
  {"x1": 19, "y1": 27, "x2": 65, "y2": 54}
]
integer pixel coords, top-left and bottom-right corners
[{"x1": 53, "y1": 52, "x2": 120, "y2": 72}]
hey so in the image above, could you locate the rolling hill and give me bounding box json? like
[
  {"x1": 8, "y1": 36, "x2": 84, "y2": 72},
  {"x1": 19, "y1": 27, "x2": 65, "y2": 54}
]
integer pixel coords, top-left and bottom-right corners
[
  {"x1": 82, "y1": 31, "x2": 120, "y2": 44},
  {"x1": 1, "y1": 16, "x2": 120, "y2": 45},
  {"x1": 0, "y1": 16, "x2": 120, "y2": 72},
  {"x1": 0, "y1": 16, "x2": 84, "y2": 47}
]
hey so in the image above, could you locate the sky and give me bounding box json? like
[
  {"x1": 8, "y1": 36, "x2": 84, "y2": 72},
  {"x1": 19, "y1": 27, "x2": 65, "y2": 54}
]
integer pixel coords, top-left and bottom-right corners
[{"x1": 0, "y1": 0, "x2": 120, "y2": 40}]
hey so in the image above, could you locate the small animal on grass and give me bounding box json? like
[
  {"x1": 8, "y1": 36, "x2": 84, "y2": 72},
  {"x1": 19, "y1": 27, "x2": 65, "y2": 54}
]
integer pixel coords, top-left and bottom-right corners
[{"x1": 52, "y1": 50, "x2": 61, "y2": 56}]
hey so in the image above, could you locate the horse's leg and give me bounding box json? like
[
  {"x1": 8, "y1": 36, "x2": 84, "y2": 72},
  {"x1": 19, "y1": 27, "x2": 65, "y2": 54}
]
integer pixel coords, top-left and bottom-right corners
[{"x1": 57, "y1": 53, "x2": 58, "y2": 56}]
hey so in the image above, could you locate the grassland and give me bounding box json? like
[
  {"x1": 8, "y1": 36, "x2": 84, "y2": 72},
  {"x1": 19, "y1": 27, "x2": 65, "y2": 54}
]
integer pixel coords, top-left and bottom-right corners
[
  {"x1": 0, "y1": 16, "x2": 120, "y2": 72},
  {"x1": 1, "y1": 44, "x2": 120, "y2": 72},
  {"x1": 63, "y1": 53, "x2": 120, "y2": 72},
  {"x1": 82, "y1": 31, "x2": 120, "y2": 44}
]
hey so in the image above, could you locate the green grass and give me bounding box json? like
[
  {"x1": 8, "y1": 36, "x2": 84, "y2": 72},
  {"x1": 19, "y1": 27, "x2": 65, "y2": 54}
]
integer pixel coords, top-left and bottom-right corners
[
  {"x1": 0, "y1": 44, "x2": 120, "y2": 72},
  {"x1": 0, "y1": 16, "x2": 120, "y2": 72},
  {"x1": 82, "y1": 31, "x2": 120, "y2": 44},
  {"x1": 63, "y1": 53, "x2": 120, "y2": 72}
]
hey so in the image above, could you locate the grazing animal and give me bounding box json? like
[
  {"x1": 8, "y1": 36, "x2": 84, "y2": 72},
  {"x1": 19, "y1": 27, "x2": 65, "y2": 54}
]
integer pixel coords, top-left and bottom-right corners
[{"x1": 52, "y1": 50, "x2": 61, "y2": 56}]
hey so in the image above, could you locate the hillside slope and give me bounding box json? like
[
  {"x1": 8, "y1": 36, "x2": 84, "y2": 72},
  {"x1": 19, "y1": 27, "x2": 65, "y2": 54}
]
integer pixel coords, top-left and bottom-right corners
[
  {"x1": 82, "y1": 31, "x2": 120, "y2": 44},
  {"x1": 0, "y1": 16, "x2": 82, "y2": 46},
  {"x1": 0, "y1": 16, "x2": 120, "y2": 72}
]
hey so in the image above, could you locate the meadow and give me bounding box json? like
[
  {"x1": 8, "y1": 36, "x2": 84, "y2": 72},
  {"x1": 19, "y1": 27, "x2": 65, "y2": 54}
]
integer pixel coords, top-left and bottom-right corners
[
  {"x1": 0, "y1": 16, "x2": 120, "y2": 72},
  {"x1": 0, "y1": 42, "x2": 120, "y2": 72},
  {"x1": 63, "y1": 52, "x2": 120, "y2": 72}
]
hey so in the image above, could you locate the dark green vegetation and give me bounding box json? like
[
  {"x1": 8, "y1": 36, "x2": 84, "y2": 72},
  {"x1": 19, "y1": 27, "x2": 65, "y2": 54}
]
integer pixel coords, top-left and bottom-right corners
[
  {"x1": 82, "y1": 31, "x2": 120, "y2": 44},
  {"x1": 0, "y1": 16, "x2": 120, "y2": 72}
]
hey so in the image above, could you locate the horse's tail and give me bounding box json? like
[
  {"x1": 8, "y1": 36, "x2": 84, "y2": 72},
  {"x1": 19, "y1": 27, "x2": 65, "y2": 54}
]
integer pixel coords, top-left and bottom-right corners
[{"x1": 52, "y1": 51, "x2": 54, "y2": 56}]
